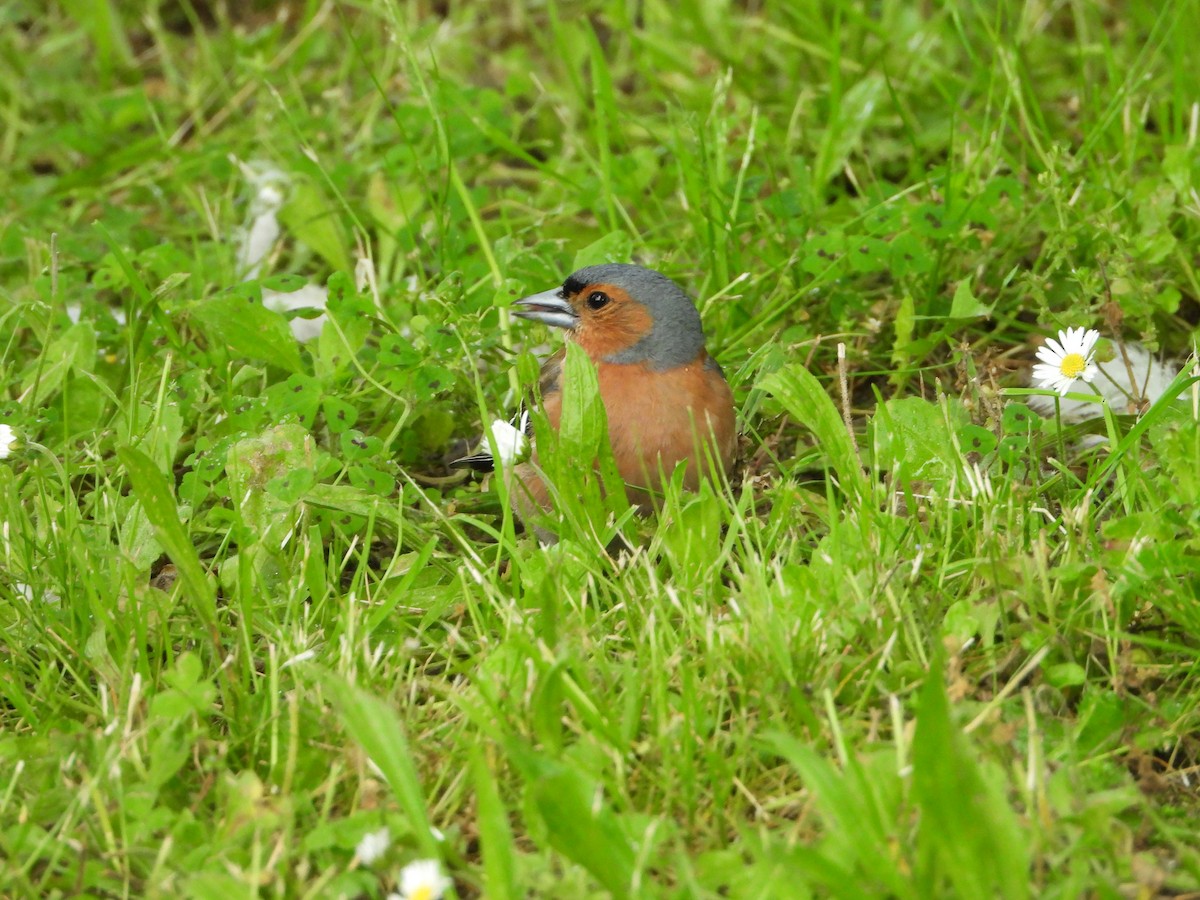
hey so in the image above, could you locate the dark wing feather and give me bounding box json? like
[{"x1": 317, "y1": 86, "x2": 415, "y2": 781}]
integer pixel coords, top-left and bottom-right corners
[
  {"x1": 449, "y1": 451, "x2": 496, "y2": 473},
  {"x1": 451, "y1": 350, "x2": 555, "y2": 473},
  {"x1": 538, "y1": 348, "x2": 565, "y2": 396},
  {"x1": 448, "y1": 404, "x2": 533, "y2": 473}
]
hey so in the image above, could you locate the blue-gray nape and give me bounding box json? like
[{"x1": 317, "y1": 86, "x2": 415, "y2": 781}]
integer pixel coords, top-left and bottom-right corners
[{"x1": 567, "y1": 264, "x2": 707, "y2": 371}]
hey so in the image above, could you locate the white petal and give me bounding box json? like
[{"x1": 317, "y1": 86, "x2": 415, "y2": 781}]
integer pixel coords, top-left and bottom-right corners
[
  {"x1": 1035, "y1": 346, "x2": 1064, "y2": 367},
  {"x1": 238, "y1": 211, "x2": 281, "y2": 278},
  {"x1": 1079, "y1": 329, "x2": 1100, "y2": 357},
  {"x1": 356, "y1": 827, "x2": 391, "y2": 865},
  {"x1": 1044, "y1": 336, "x2": 1066, "y2": 358},
  {"x1": 1031, "y1": 363, "x2": 1060, "y2": 388},
  {"x1": 263, "y1": 284, "x2": 329, "y2": 342},
  {"x1": 1080, "y1": 363, "x2": 1097, "y2": 383}
]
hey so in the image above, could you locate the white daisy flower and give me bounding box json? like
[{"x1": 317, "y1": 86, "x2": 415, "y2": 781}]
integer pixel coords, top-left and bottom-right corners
[
  {"x1": 0, "y1": 423, "x2": 17, "y2": 459},
  {"x1": 486, "y1": 410, "x2": 530, "y2": 467},
  {"x1": 1027, "y1": 341, "x2": 1182, "y2": 423},
  {"x1": 355, "y1": 827, "x2": 391, "y2": 866},
  {"x1": 1032, "y1": 327, "x2": 1100, "y2": 396},
  {"x1": 390, "y1": 858, "x2": 452, "y2": 900}
]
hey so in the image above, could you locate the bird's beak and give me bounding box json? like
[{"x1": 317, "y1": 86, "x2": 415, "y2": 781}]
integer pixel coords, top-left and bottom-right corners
[{"x1": 512, "y1": 288, "x2": 578, "y2": 330}]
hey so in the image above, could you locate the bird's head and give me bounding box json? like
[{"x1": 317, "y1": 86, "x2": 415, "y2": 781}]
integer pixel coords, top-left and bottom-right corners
[{"x1": 512, "y1": 264, "x2": 707, "y2": 370}]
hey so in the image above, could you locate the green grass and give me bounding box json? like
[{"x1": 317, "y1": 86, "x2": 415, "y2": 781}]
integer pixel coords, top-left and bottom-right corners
[{"x1": 3, "y1": 0, "x2": 1200, "y2": 896}]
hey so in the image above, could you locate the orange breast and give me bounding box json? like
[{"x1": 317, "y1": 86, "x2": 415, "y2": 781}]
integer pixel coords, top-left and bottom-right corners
[
  {"x1": 596, "y1": 351, "x2": 736, "y2": 507},
  {"x1": 523, "y1": 349, "x2": 736, "y2": 515}
]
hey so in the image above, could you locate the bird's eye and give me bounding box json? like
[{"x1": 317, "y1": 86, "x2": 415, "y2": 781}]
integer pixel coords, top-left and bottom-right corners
[{"x1": 586, "y1": 291, "x2": 610, "y2": 310}]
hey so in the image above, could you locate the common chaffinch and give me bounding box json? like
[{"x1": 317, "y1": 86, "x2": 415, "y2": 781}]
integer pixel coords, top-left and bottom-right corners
[{"x1": 454, "y1": 263, "x2": 737, "y2": 526}]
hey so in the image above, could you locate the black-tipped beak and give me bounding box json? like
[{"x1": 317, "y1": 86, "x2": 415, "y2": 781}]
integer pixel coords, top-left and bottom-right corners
[{"x1": 512, "y1": 288, "x2": 578, "y2": 330}]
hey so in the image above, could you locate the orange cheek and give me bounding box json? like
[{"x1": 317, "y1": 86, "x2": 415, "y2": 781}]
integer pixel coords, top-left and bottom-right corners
[{"x1": 570, "y1": 285, "x2": 653, "y2": 359}]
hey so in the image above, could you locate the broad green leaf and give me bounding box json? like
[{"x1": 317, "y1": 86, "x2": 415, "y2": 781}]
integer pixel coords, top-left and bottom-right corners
[
  {"x1": 1073, "y1": 688, "x2": 1129, "y2": 756},
  {"x1": 813, "y1": 74, "x2": 885, "y2": 187},
  {"x1": 118, "y1": 500, "x2": 163, "y2": 570},
  {"x1": 348, "y1": 464, "x2": 395, "y2": 497},
  {"x1": 321, "y1": 397, "x2": 358, "y2": 434},
  {"x1": 267, "y1": 467, "x2": 316, "y2": 504},
  {"x1": 316, "y1": 273, "x2": 373, "y2": 379},
  {"x1": 193, "y1": 293, "x2": 303, "y2": 373},
  {"x1": 303, "y1": 483, "x2": 407, "y2": 533},
  {"x1": 471, "y1": 746, "x2": 518, "y2": 900},
  {"x1": 763, "y1": 733, "x2": 911, "y2": 898},
  {"x1": 225, "y1": 424, "x2": 312, "y2": 541},
  {"x1": 118, "y1": 447, "x2": 215, "y2": 629},
  {"x1": 949, "y1": 278, "x2": 992, "y2": 319},
  {"x1": 912, "y1": 666, "x2": 1028, "y2": 900},
  {"x1": 279, "y1": 181, "x2": 353, "y2": 274},
  {"x1": 959, "y1": 424, "x2": 998, "y2": 456},
  {"x1": 759, "y1": 364, "x2": 868, "y2": 499},
  {"x1": 367, "y1": 173, "x2": 427, "y2": 232},
  {"x1": 509, "y1": 744, "x2": 635, "y2": 897},
  {"x1": 20, "y1": 322, "x2": 96, "y2": 406},
  {"x1": 261, "y1": 273, "x2": 309, "y2": 293},
  {"x1": 265, "y1": 373, "x2": 322, "y2": 429},
  {"x1": 182, "y1": 872, "x2": 247, "y2": 900},
  {"x1": 558, "y1": 341, "x2": 606, "y2": 462},
  {"x1": 322, "y1": 673, "x2": 440, "y2": 858},
  {"x1": 660, "y1": 480, "x2": 724, "y2": 582},
  {"x1": 872, "y1": 396, "x2": 967, "y2": 481}
]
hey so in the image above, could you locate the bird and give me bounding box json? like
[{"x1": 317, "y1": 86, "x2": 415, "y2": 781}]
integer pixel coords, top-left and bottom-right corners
[{"x1": 452, "y1": 263, "x2": 737, "y2": 528}]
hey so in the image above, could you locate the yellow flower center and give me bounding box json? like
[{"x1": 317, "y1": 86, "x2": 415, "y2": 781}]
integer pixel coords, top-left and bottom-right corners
[
  {"x1": 410, "y1": 889, "x2": 434, "y2": 900},
  {"x1": 1059, "y1": 353, "x2": 1086, "y2": 378}
]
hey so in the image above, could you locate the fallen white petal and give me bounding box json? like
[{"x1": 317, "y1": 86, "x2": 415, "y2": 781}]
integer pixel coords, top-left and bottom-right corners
[
  {"x1": 263, "y1": 284, "x2": 329, "y2": 342},
  {"x1": 355, "y1": 827, "x2": 391, "y2": 865},
  {"x1": 233, "y1": 158, "x2": 290, "y2": 278}
]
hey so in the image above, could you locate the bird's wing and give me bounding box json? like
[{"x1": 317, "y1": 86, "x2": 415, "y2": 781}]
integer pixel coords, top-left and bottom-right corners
[
  {"x1": 448, "y1": 449, "x2": 497, "y2": 473},
  {"x1": 538, "y1": 347, "x2": 565, "y2": 397},
  {"x1": 450, "y1": 349, "x2": 561, "y2": 473},
  {"x1": 448, "y1": 406, "x2": 533, "y2": 473}
]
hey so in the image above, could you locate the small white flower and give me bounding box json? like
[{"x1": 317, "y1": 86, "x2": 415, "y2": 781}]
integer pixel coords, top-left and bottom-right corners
[
  {"x1": 1028, "y1": 340, "x2": 1182, "y2": 423},
  {"x1": 486, "y1": 410, "x2": 530, "y2": 467},
  {"x1": 391, "y1": 858, "x2": 452, "y2": 900},
  {"x1": 355, "y1": 827, "x2": 391, "y2": 866},
  {"x1": 1032, "y1": 327, "x2": 1100, "y2": 396},
  {"x1": 0, "y1": 423, "x2": 17, "y2": 458}
]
